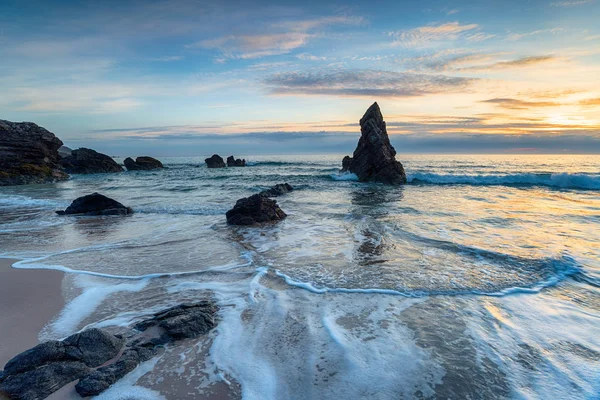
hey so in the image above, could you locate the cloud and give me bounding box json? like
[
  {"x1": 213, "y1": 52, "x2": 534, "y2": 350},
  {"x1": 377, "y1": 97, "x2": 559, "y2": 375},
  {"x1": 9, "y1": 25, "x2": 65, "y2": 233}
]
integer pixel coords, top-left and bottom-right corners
[
  {"x1": 388, "y1": 22, "x2": 481, "y2": 47},
  {"x1": 551, "y1": 0, "x2": 593, "y2": 6},
  {"x1": 506, "y1": 28, "x2": 565, "y2": 41},
  {"x1": 151, "y1": 56, "x2": 184, "y2": 62},
  {"x1": 263, "y1": 69, "x2": 476, "y2": 97},
  {"x1": 481, "y1": 98, "x2": 562, "y2": 109},
  {"x1": 579, "y1": 98, "x2": 600, "y2": 106},
  {"x1": 461, "y1": 55, "x2": 564, "y2": 71},
  {"x1": 296, "y1": 53, "x2": 328, "y2": 61}
]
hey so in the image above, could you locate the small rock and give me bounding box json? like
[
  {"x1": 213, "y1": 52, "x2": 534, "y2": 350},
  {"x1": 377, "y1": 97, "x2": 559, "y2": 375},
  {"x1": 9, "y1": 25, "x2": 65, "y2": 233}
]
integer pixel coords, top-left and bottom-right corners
[
  {"x1": 205, "y1": 154, "x2": 226, "y2": 168},
  {"x1": 124, "y1": 156, "x2": 163, "y2": 171},
  {"x1": 259, "y1": 183, "x2": 294, "y2": 197},
  {"x1": 56, "y1": 193, "x2": 133, "y2": 216},
  {"x1": 226, "y1": 194, "x2": 287, "y2": 225},
  {"x1": 59, "y1": 148, "x2": 124, "y2": 174},
  {"x1": 227, "y1": 155, "x2": 246, "y2": 167},
  {"x1": 134, "y1": 302, "x2": 218, "y2": 340}
]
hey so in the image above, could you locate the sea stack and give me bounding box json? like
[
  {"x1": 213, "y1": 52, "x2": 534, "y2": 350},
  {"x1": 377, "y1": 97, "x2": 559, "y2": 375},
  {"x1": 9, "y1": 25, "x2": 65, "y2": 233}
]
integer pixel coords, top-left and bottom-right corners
[
  {"x1": 226, "y1": 155, "x2": 246, "y2": 167},
  {"x1": 124, "y1": 156, "x2": 163, "y2": 171},
  {"x1": 0, "y1": 120, "x2": 69, "y2": 186},
  {"x1": 205, "y1": 154, "x2": 226, "y2": 168},
  {"x1": 341, "y1": 102, "x2": 407, "y2": 184}
]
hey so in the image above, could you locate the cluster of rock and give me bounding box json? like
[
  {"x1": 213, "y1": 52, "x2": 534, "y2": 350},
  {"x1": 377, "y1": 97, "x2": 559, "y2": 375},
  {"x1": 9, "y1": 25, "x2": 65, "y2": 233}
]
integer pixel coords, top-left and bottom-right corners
[
  {"x1": 123, "y1": 156, "x2": 163, "y2": 171},
  {"x1": 205, "y1": 154, "x2": 246, "y2": 168},
  {"x1": 340, "y1": 102, "x2": 407, "y2": 185},
  {"x1": 0, "y1": 301, "x2": 217, "y2": 400},
  {"x1": 59, "y1": 147, "x2": 124, "y2": 174},
  {"x1": 0, "y1": 120, "x2": 69, "y2": 186},
  {"x1": 225, "y1": 183, "x2": 293, "y2": 226},
  {"x1": 56, "y1": 193, "x2": 133, "y2": 216}
]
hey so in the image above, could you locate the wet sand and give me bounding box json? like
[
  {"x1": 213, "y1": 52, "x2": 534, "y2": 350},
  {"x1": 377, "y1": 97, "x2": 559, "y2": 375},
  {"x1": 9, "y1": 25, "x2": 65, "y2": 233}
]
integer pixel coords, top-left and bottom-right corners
[{"x1": 0, "y1": 259, "x2": 64, "y2": 367}]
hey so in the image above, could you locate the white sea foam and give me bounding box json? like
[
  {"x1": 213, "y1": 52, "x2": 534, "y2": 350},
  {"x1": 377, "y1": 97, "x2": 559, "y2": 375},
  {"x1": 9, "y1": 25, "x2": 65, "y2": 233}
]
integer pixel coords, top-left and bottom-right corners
[
  {"x1": 407, "y1": 172, "x2": 600, "y2": 189},
  {"x1": 330, "y1": 172, "x2": 359, "y2": 181},
  {"x1": 93, "y1": 357, "x2": 165, "y2": 400}
]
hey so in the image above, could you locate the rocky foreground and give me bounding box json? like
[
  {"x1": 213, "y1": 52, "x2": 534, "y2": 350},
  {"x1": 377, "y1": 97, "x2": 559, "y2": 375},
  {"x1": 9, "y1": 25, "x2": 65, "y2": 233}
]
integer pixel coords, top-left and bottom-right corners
[
  {"x1": 0, "y1": 301, "x2": 217, "y2": 400},
  {"x1": 341, "y1": 102, "x2": 407, "y2": 184}
]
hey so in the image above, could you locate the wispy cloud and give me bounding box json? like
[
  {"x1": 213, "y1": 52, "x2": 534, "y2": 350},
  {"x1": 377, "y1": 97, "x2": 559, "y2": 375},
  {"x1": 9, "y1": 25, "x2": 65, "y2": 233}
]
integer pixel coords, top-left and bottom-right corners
[
  {"x1": 263, "y1": 69, "x2": 476, "y2": 97},
  {"x1": 551, "y1": 0, "x2": 593, "y2": 7},
  {"x1": 579, "y1": 98, "x2": 600, "y2": 106},
  {"x1": 481, "y1": 98, "x2": 562, "y2": 109},
  {"x1": 506, "y1": 28, "x2": 565, "y2": 41},
  {"x1": 388, "y1": 22, "x2": 482, "y2": 47}
]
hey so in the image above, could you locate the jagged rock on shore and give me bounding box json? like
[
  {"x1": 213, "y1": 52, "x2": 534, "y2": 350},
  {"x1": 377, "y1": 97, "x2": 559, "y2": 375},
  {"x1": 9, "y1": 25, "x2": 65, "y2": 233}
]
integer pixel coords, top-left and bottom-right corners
[
  {"x1": 56, "y1": 193, "x2": 133, "y2": 216},
  {"x1": 227, "y1": 155, "x2": 246, "y2": 167},
  {"x1": 259, "y1": 183, "x2": 294, "y2": 197},
  {"x1": 59, "y1": 148, "x2": 124, "y2": 174},
  {"x1": 341, "y1": 102, "x2": 407, "y2": 184},
  {"x1": 226, "y1": 194, "x2": 287, "y2": 225},
  {"x1": 0, "y1": 120, "x2": 69, "y2": 186},
  {"x1": 205, "y1": 154, "x2": 226, "y2": 168},
  {"x1": 124, "y1": 156, "x2": 163, "y2": 171}
]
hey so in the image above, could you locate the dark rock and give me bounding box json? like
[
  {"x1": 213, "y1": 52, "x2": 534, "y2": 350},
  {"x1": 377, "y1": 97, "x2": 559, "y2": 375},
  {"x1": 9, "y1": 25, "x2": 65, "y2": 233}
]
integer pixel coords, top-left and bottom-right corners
[
  {"x1": 0, "y1": 361, "x2": 91, "y2": 400},
  {"x1": 56, "y1": 192, "x2": 133, "y2": 216},
  {"x1": 226, "y1": 194, "x2": 287, "y2": 225},
  {"x1": 134, "y1": 302, "x2": 218, "y2": 340},
  {"x1": 0, "y1": 328, "x2": 123, "y2": 400},
  {"x1": 227, "y1": 155, "x2": 246, "y2": 167},
  {"x1": 0, "y1": 120, "x2": 69, "y2": 186},
  {"x1": 259, "y1": 183, "x2": 294, "y2": 197},
  {"x1": 341, "y1": 102, "x2": 407, "y2": 184},
  {"x1": 124, "y1": 156, "x2": 163, "y2": 171},
  {"x1": 75, "y1": 347, "x2": 154, "y2": 397},
  {"x1": 205, "y1": 154, "x2": 226, "y2": 168},
  {"x1": 57, "y1": 145, "x2": 73, "y2": 158},
  {"x1": 59, "y1": 147, "x2": 124, "y2": 174}
]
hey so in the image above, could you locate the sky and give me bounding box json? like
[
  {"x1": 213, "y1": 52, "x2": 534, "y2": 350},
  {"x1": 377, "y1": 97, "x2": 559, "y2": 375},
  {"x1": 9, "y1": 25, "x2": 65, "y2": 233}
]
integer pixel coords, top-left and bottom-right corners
[{"x1": 1, "y1": 0, "x2": 600, "y2": 155}]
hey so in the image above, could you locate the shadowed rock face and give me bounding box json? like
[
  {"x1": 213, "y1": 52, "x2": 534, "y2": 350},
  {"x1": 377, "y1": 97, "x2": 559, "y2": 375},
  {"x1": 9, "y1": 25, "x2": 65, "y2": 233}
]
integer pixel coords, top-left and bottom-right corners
[
  {"x1": 205, "y1": 154, "x2": 226, "y2": 168},
  {"x1": 226, "y1": 194, "x2": 287, "y2": 225},
  {"x1": 227, "y1": 155, "x2": 246, "y2": 167},
  {"x1": 259, "y1": 183, "x2": 294, "y2": 197},
  {"x1": 60, "y1": 148, "x2": 124, "y2": 174},
  {"x1": 0, "y1": 120, "x2": 69, "y2": 186},
  {"x1": 56, "y1": 193, "x2": 133, "y2": 216},
  {"x1": 124, "y1": 156, "x2": 163, "y2": 171},
  {"x1": 341, "y1": 102, "x2": 407, "y2": 185}
]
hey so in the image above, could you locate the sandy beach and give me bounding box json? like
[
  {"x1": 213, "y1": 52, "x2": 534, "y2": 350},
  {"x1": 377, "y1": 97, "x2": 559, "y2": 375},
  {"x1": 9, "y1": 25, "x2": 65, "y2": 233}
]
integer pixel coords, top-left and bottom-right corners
[{"x1": 0, "y1": 259, "x2": 64, "y2": 367}]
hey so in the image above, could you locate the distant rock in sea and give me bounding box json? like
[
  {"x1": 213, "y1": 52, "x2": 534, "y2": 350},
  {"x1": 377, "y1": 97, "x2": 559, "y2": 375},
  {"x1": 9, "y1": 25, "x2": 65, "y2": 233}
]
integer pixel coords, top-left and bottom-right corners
[
  {"x1": 56, "y1": 193, "x2": 133, "y2": 216},
  {"x1": 259, "y1": 183, "x2": 294, "y2": 197},
  {"x1": 0, "y1": 120, "x2": 69, "y2": 186},
  {"x1": 227, "y1": 155, "x2": 246, "y2": 167},
  {"x1": 205, "y1": 154, "x2": 226, "y2": 168},
  {"x1": 341, "y1": 102, "x2": 407, "y2": 184},
  {"x1": 124, "y1": 156, "x2": 163, "y2": 171},
  {"x1": 226, "y1": 194, "x2": 287, "y2": 225},
  {"x1": 60, "y1": 148, "x2": 124, "y2": 174}
]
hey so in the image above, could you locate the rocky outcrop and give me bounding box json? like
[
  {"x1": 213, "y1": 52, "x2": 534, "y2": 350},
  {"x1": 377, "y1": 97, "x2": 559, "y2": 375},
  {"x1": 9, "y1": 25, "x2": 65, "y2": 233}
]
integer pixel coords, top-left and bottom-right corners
[
  {"x1": 259, "y1": 183, "x2": 294, "y2": 197},
  {"x1": 0, "y1": 329, "x2": 124, "y2": 400},
  {"x1": 0, "y1": 120, "x2": 69, "y2": 186},
  {"x1": 56, "y1": 193, "x2": 133, "y2": 216},
  {"x1": 341, "y1": 102, "x2": 407, "y2": 184},
  {"x1": 226, "y1": 194, "x2": 287, "y2": 225},
  {"x1": 123, "y1": 156, "x2": 163, "y2": 171},
  {"x1": 59, "y1": 148, "x2": 124, "y2": 174},
  {"x1": 205, "y1": 154, "x2": 226, "y2": 168},
  {"x1": 227, "y1": 155, "x2": 246, "y2": 167},
  {"x1": 57, "y1": 146, "x2": 73, "y2": 158}
]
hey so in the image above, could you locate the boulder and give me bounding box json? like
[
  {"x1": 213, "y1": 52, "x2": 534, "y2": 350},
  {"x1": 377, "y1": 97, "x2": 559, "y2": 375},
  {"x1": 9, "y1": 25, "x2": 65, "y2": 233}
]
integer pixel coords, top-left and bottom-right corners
[
  {"x1": 341, "y1": 102, "x2": 407, "y2": 184},
  {"x1": 0, "y1": 328, "x2": 124, "y2": 400},
  {"x1": 226, "y1": 194, "x2": 287, "y2": 225},
  {"x1": 56, "y1": 193, "x2": 133, "y2": 216},
  {"x1": 227, "y1": 155, "x2": 246, "y2": 167},
  {"x1": 0, "y1": 120, "x2": 69, "y2": 186},
  {"x1": 259, "y1": 183, "x2": 294, "y2": 197},
  {"x1": 123, "y1": 156, "x2": 163, "y2": 171},
  {"x1": 59, "y1": 148, "x2": 124, "y2": 174},
  {"x1": 205, "y1": 154, "x2": 226, "y2": 168}
]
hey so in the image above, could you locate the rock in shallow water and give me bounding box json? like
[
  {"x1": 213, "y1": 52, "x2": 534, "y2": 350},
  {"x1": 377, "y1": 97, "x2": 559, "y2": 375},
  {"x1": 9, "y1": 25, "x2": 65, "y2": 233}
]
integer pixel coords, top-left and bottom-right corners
[
  {"x1": 59, "y1": 148, "x2": 124, "y2": 174},
  {"x1": 226, "y1": 194, "x2": 287, "y2": 225},
  {"x1": 124, "y1": 156, "x2": 163, "y2": 171},
  {"x1": 227, "y1": 155, "x2": 246, "y2": 167},
  {"x1": 259, "y1": 183, "x2": 294, "y2": 197},
  {"x1": 56, "y1": 192, "x2": 133, "y2": 216},
  {"x1": 0, "y1": 120, "x2": 69, "y2": 186},
  {"x1": 205, "y1": 154, "x2": 226, "y2": 168},
  {"x1": 133, "y1": 301, "x2": 218, "y2": 340},
  {"x1": 341, "y1": 102, "x2": 407, "y2": 185}
]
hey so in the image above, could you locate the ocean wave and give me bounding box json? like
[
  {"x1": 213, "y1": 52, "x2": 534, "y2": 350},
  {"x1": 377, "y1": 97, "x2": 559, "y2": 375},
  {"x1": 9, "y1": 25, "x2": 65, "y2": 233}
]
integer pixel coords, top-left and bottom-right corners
[
  {"x1": 407, "y1": 172, "x2": 600, "y2": 190},
  {"x1": 330, "y1": 172, "x2": 359, "y2": 181},
  {"x1": 0, "y1": 194, "x2": 66, "y2": 208}
]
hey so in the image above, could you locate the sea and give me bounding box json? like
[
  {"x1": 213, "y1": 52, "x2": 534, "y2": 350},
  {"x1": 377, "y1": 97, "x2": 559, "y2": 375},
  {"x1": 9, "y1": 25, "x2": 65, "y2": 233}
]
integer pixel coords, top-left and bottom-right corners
[{"x1": 0, "y1": 154, "x2": 599, "y2": 399}]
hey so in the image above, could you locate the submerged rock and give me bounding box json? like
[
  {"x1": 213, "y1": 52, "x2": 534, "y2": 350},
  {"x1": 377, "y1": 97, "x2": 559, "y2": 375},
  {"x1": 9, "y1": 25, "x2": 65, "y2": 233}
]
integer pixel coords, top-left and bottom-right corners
[
  {"x1": 226, "y1": 194, "x2": 287, "y2": 225},
  {"x1": 0, "y1": 120, "x2": 69, "y2": 186},
  {"x1": 60, "y1": 148, "x2": 124, "y2": 174},
  {"x1": 56, "y1": 193, "x2": 133, "y2": 216},
  {"x1": 341, "y1": 102, "x2": 407, "y2": 184},
  {"x1": 124, "y1": 156, "x2": 163, "y2": 171},
  {"x1": 259, "y1": 183, "x2": 294, "y2": 197},
  {"x1": 0, "y1": 329, "x2": 124, "y2": 400},
  {"x1": 227, "y1": 155, "x2": 246, "y2": 167},
  {"x1": 205, "y1": 154, "x2": 226, "y2": 168}
]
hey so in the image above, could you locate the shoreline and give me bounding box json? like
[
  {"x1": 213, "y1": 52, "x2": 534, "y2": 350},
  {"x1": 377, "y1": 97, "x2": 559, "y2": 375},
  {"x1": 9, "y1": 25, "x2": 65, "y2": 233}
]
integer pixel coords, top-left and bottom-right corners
[{"x1": 0, "y1": 258, "x2": 65, "y2": 368}]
